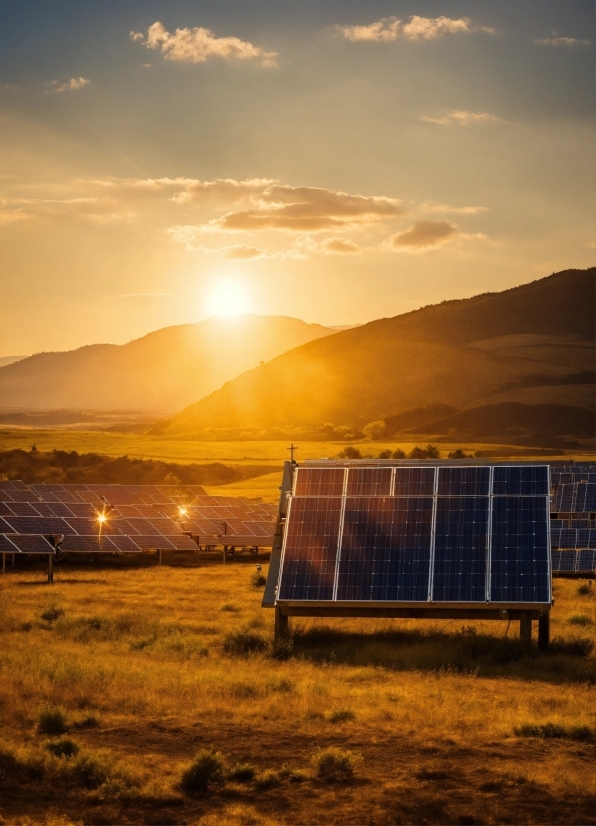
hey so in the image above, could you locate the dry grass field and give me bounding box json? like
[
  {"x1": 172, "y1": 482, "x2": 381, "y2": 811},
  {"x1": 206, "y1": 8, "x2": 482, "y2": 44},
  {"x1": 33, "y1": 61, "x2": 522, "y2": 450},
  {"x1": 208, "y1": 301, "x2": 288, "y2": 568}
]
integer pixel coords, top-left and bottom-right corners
[{"x1": 0, "y1": 552, "x2": 594, "y2": 826}]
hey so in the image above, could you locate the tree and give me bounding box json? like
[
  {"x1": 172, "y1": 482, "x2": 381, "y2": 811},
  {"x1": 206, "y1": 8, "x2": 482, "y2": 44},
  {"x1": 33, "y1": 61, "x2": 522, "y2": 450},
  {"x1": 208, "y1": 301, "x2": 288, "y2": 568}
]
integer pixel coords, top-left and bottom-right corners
[{"x1": 362, "y1": 420, "x2": 386, "y2": 441}]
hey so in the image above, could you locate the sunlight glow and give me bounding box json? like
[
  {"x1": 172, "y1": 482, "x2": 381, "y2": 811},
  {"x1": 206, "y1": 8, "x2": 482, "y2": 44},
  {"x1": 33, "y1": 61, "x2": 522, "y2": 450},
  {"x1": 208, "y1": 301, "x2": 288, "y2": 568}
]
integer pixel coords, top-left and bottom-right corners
[
  {"x1": 97, "y1": 513, "x2": 107, "y2": 524},
  {"x1": 178, "y1": 506, "x2": 187, "y2": 517},
  {"x1": 206, "y1": 279, "x2": 252, "y2": 318}
]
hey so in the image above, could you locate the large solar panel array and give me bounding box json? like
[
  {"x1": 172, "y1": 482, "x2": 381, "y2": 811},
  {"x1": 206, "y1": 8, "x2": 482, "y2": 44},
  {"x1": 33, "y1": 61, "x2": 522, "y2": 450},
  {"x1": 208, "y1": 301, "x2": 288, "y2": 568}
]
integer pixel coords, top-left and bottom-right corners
[
  {"x1": 276, "y1": 464, "x2": 552, "y2": 606},
  {"x1": 549, "y1": 462, "x2": 596, "y2": 575},
  {"x1": 0, "y1": 481, "x2": 276, "y2": 560}
]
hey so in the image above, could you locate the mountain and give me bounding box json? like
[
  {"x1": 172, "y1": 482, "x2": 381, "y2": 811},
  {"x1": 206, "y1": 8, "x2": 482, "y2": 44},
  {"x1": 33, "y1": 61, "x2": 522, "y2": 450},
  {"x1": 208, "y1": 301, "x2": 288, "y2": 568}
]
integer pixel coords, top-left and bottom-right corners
[
  {"x1": 0, "y1": 356, "x2": 27, "y2": 368},
  {"x1": 157, "y1": 269, "x2": 595, "y2": 445},
  {"x1": 0, "y1": 315, "x2": 335, "y2": 415}
]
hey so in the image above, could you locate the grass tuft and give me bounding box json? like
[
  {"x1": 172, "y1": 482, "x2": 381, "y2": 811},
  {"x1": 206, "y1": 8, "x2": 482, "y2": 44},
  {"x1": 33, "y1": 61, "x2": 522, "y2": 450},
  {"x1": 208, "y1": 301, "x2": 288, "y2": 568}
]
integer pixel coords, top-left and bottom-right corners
[
  {"x1": 313, "y1": 747, "x2": 359, "y2": 783},
  {"x1": 181, "y1": 749, "x2": 226, "y2": 794},
  {"x1": 45, "y1": 737, "x2": 79, "y2": 758},
  {"x1": 228, "y1": 762, "x2": 256, "y2": 783},
  {"x1": 326, "y1": 707, "x2": 356, "y2": 723},
  {"x1": 515, "y1": 722, "x2": 594, "y2": 741},
  {"x1": 254, "y1": 769, "x2": 280, "y2": 788},
  {"x1": 250, "y1": 571, "x2": 267, "y2": 588},
  {"x1": 576, "y1": 581, "x2": 593, "y2": 596},
  {"x1": 40, "y1": 605, "x2": 64, "y2": 623},
  {"x1": 568, "y1": 614, "x2": 593, "y2": 627},
  {"x1": 223, "y1": 628, "x2": 269, "y2": 655},
  {"x1": 37, "y1": 705, "x2": 67, "y2": 735},
  {"x1": 549, "y1": 636, "x2": 594, "y2": 657}
]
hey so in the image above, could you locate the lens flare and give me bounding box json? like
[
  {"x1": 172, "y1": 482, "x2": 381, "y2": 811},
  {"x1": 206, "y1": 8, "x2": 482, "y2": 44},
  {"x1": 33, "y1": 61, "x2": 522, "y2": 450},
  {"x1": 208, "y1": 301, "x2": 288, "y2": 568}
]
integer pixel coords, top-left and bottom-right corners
[{"x1": 206, "y1": 279, "x2": 252, "y2": 318}]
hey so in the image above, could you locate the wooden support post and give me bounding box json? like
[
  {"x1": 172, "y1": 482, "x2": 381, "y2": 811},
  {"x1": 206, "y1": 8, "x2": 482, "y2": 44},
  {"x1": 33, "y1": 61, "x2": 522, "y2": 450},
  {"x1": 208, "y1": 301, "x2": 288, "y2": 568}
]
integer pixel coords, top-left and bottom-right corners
[
  {"x1": 519, "y1": 612, "x2": 532, "y2": 643},
  {"x1": 538, "y1": 611, "x2": 550, "y2": 651},
  {"x1": 274, "y1": 606, "x2": 290, "y2": 641},
  {"x1": 47, "y1": 554, "x2": 54, "y2": 584}
]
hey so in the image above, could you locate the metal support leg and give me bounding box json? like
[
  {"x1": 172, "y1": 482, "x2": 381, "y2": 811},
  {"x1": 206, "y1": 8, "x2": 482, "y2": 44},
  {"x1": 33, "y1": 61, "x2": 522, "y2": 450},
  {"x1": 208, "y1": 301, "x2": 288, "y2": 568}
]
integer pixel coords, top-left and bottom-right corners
[
  {"x1": 520, "y1": 613, "x2": 532, "y2": 643},
  {"x1": 48, "y1": 554, "x2": 54, "y2": 584},
  {"x1": 538, "y1": 611, "x2": 550, "y2": 651},
  {"x1": 11, "y1": 553, "x2": 14, "y2": 566},
  {"x1": 158, "y1": 548, "x2": 162, "y2": 566},
  {"x1": 2, "y1": 554, "x2": 5, "y2": 574},
  {"x1": 274, "y1": 606, "x2": 290, "y2": 641}
]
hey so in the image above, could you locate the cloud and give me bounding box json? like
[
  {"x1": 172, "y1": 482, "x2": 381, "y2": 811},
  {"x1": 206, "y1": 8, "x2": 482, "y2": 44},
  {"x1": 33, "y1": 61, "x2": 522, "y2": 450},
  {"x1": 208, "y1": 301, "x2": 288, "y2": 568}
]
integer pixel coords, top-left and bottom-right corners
[
  {"x1": 208, "y1": 185, "x2": 403, "y2": 232},
  {"x1": 421, "y1": 110, "x2": 500, "y2": 126},
  {"x1": 0, "y1": 209, "x2": 30, "y2": 225},
  {"x1": 534, "y1": 36, "x2": 591, "y2": 47},
  {"x1": 166, "y1": 226, "x2": 361, "y2": 258},
  {"x1": 337, "y1": 15, "x2": 493, "y2": 42},
  {"x1": 52, "y1": 77, "x2": 91, "y2": 93},
  {"x1": 131, "y1": 22, "x2": 278, "y2": 67},
  {"x1": 419, "y1": 203, "x2": 489, "y2": 215},
  {"x1": 320, "y1": 237, "x2": 360, "y2": 254},
  {"x1": 390, "y1": 220, "x2": 458, "y2": 250}
]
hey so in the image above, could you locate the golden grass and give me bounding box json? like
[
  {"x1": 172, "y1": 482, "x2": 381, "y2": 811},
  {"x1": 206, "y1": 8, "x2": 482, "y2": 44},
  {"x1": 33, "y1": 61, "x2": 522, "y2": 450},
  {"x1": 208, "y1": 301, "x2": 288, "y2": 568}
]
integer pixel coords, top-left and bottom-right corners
[{"x1": 0, "y1": 556, "x2": 594, "y2": 825}]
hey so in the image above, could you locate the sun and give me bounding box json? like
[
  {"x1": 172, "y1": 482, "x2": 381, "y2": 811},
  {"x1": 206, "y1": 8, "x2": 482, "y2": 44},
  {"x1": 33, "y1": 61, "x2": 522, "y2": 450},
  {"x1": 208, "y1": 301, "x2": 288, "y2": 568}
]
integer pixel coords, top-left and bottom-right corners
[{"x1": 206, "y1": 279, "x2": 252, "y2": 319}]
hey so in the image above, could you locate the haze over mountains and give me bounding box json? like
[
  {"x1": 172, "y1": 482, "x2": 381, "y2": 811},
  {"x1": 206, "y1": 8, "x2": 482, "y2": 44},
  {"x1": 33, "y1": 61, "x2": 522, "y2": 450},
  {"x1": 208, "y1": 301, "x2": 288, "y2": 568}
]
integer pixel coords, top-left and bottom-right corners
[
  {"x1": 0, "y1": 316, "x2": 334, "y2": 415},
  {"x1": 156, "y1": 269, "x2": 595, "y2": 447}
]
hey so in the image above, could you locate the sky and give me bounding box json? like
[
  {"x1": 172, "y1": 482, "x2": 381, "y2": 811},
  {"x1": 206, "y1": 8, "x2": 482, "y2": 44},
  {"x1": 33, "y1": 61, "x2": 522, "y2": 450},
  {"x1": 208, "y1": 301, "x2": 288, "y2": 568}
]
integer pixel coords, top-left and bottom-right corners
[{"x1": 0, "y1": 0, "x2": 594, "y2": 354}]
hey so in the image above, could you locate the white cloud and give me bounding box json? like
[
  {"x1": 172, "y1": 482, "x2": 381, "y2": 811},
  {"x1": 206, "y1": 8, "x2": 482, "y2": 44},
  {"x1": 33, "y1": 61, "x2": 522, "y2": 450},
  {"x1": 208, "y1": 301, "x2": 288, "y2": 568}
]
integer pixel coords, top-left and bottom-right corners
[
  {"x1": 419, "y1": 203, "x2": 489, "y2": 215},
  {"x1": 52, "y1": 77, "x2": 91, "y2": 93},
  {"x1": 421, "y1": 110, "x2": 500, "y2": 126},
  {"x1": 131, "y1": 22, "x2": 278, "y2": 67},
  {"x1": 337, "y1": 15, "x2": 493, "y2": 42},
  {"x1": 535, "y1": 36, "x2": 591, "y2": 47}
]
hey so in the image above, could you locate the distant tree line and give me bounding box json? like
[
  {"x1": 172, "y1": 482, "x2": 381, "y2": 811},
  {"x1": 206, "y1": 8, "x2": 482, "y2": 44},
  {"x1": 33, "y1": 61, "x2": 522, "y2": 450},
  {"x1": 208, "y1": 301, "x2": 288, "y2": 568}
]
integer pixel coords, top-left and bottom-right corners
[{"x1": 0, "y1": 448, "x2": 277, "y2": 487}]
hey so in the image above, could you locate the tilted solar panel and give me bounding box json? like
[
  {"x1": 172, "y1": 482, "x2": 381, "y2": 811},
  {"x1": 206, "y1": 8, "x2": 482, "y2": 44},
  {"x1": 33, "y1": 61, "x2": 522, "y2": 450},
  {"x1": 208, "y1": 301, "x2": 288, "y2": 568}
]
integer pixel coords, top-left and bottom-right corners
[
  {"x1": 345, "y1": 467, "x2": 393, "y2": 497},
  {"x1": 437, "y1": 466, "x2": 490, "y2": 497},
  {"x1": 336, "y1": 496, "x2": 433, "y2": 601},
  {"x1": 393, "y1": 467, "x2": 435, "y2": 497},
  {"x1": 0, "y1": 534, "x2": 18, "y2": 552},
  {"x1": 106, "y1": 535, "x2": 142, "y2": 553},
  {"x1": 492, "y1": 465, "x2": 549, "y2": 497},
  {"x1": 3, "y1": 516, "x2": 75, "y2": 535},
  {"x1": 551, "y1": 550, "x2": 576, "y2": 572},
  {"x1": 432, "y1": 496, "x2": 489, "y2": 602},
  {"x1": 490, "y1": 496, "x2": 550, "y2": 603},
  {"x1": 277, "y1": 496, "x2": 342, "y2": 601},
  {"x1": 293, "y1": 467, "x2": 345, "y2": 497},
  {"x1": 8, "y1": 534, "x2": 55, "y2": 554},
  {"x1": 576, "y1": 549, "x2": 596, "y2": 573}
]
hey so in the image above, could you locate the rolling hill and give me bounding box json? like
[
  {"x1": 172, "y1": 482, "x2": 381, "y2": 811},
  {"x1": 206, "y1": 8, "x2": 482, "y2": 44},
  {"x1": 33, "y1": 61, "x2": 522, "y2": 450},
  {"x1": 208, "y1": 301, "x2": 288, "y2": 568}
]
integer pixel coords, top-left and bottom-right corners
[
  {"x1": 0, "y1": 315, "x2": 335, "y2": 415},
  {"x1": 156, "y1": 268, "x2": 595, "y2": 445}
]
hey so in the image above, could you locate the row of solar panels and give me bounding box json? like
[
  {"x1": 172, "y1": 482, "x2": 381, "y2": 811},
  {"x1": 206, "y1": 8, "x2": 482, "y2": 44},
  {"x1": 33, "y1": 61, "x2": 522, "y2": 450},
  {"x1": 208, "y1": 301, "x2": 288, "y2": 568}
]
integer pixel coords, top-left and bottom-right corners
[
  {"x1": 551, "y1": 528, "x2": 596, "y2": 550},
  {"x1": 552, "y1": 550, "x2": 596, "y2": 573},
  {"x1": 551, "y1": 484, "x2": 596, "y2": 513},
  {"x1": 277, "y1": 466, "x2": 553, "y2": 606}
]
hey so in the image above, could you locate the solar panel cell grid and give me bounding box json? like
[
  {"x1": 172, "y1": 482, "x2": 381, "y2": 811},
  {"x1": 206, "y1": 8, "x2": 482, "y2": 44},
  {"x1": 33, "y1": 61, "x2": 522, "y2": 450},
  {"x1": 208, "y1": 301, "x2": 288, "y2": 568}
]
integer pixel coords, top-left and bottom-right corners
[
  {"x1": 393, "y1": 467, "x2": 435, "y2": 497},
  {"x1": 9, "y1": 534, "x2": 55, "y2": 554},
  {"x1": 576, "y1": 550, "x2": 596, "y2": 573},
  {"x1": 437, "y1": 467, "x2": 490, "y2": 497},
  {"x1": 492, "y1": 466, "x2": 549, "y2": 496},
  {"x1": 278, "y1": 496, "x2": 342, "y2": 601},
  {"x1": 346, "y1": 467, "x2": 393, "y2": 497},
  {"x1": 490, "y1": 497, "x2": 550, "y2": 603},
  {"x1": 432, "y1": 497, "x2": 488, "y2": 602},
  {"x1": 0, "y1": 535, "x2": 18, "y2": 552},
  {"x1": 3, "y1": 516, "x2": 74, "y2": 535},
  {"x1": 336, "y1": 496, "x2": 433, "y2": 602},
  {"x1": 293, "y1": 467, "x2": 345, "y2": 497}
]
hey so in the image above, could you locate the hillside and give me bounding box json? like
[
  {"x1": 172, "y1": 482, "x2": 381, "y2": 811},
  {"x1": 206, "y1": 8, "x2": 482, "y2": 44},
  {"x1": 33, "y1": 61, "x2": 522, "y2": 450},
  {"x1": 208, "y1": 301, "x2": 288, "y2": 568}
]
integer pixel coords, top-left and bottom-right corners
[
  {"x1": 0, "y1": 315, "x2": 334, "y2": 415},
  {"x1": 157, "y1": 269, "x2": 595, "y2": 445}
]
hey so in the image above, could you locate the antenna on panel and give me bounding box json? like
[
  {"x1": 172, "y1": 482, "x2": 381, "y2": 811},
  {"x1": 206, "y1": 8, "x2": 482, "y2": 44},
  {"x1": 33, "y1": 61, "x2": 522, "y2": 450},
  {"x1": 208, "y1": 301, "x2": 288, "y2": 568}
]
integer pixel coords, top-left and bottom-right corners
[{"x1": 287, "y1": 444, "x2": 299, "y2": 463}]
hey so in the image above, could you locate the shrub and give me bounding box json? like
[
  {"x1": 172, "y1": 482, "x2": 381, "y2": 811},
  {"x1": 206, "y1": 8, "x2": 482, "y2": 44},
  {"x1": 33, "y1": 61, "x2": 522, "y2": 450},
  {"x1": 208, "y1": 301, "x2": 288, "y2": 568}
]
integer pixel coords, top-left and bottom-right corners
[
  {"x1": 228, "y1": 762, "x2": 256, "y2": 783},
  {"x1": 327, "y1": 708, "x2": 356, "y2": 723},
  {"x1": 377, "y1": 450, "x2": 392, "y2": 459},
  {"x1": 220, "y1": 603, "x2": 238, "y2": 613},
  {"x1": 568, "y1": 614, "x2": 593, "y2": 627},
  {"x1": 337, "y1": 446, "x2": 362, "y2": 459},
  {"x1": 0, "y1": 744, "x2": 19, "y2": 780},
  {"x1": 269, "y1": 638, "x2": 294, "y2": 660},
  {"x1": 269, "y1": 678, "x2": 294, "y2": 693},
  {"x1": 254, "y1": 769, "x2": 280, "y2": 788},
  {"x1": 70, "y1": 752, "x2": 110, "y2": 788},
  {"x1": 73, "y1": 713, "x2": 99, "y2": 729},
  {"x1": 409, "y1": 445, "x2": 440, "y2": 460},
  {"x1": 41, "y1": 606, "x2": 64, "y2": 623},
  {"x1": 550, "y1": 636, "x2": 594, "y2": 657},
  {"x1": 448, "y1": 449, "x2": 471, "y2": 459},
  {"x1": 392, "y1": 449, "x2": 406, "y2": 459},
  {"x1": 181, "y1": 750, "x2": 225, "y2": 794},
  {"x1": 251, "y1": 571, "x2": 267, "y2": 588},
  {"x1": 515, "y1": 723, "x2": 593, "y2": 742},
  {"x1": 45, "y1": 738, "x2": 79, "y2": 758},
  {"x1": 37, "y1": 705, "x2": 67, "y2": 735},
  {"x1": 313, "y1": 747, "x2": 358, "y2": 783},
  {"x1": 577, "y1": 582, "x2": 593, "y2": 596},
  {"x1": 223, "y1": 628, "x2": 269, "y2": 655},
  {"x1": 288, "y1": 768, "x2": 309, "y2": 783}
]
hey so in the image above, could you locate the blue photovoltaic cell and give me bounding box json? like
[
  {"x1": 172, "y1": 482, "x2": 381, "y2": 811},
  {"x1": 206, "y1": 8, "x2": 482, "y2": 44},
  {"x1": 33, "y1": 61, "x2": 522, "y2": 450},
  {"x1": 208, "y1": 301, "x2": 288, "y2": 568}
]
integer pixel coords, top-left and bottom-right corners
[
  {"x1": 278, "y1": 496, "x2": 342, "y2": 601},
  {"x1": 551, "y1": 550, "x2": 576, "y2": 572},
  {"x1": 437, "y1": 467, "x2": 490, "y2": 497},
  {"x1": 492, "y1": 466, "x2": 549, "y2": 496},
  {"x1": 393, "y1": 467, "x2": 435, "y2": 496},
  {"x1": 294, "y1": 467, "x2": 345, "y2": 497},
  {"x1": 336, "y1": 496, "x2": 433, "y2": 601},
  {"x1": 576, "y1": 484, "x2": 596, "y2": 512},
  {"x1": 576, "y1": 550, "x2": 596, "y2": 573},
  {"x1": 346, "y1": 467, "x2": 392, "y2": 497},
  {"x1": 490, "y1": 497, "x2": 550, "y2": 603},
  {"x1": 432, "y1": 497, "x2": 488, "y2": 602}
]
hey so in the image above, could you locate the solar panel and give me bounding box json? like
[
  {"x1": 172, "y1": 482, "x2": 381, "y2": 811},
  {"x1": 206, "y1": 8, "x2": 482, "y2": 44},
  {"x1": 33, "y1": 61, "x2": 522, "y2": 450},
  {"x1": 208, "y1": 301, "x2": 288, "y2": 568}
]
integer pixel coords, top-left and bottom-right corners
[
  {"x1": 276, "y1": 463, "x2": 551, "y2": 607},
  {"x1": 346, "y1": 467, "x2": 392, "y2": 496},
  {"x1": 277, "y1": 496, "x2": 342, "y2": 601},
  {"x1": 393, "y1": 467, "x2": 435, "y2": 496},
  {"x1": 106, "y1": 535, "x2": 142, "y2": 553},
  {"x1": 493, "y1": 465, "x2": 549, "y2": 496},
  {"x1": 3, "y1": 516, "x2": 75, "y2": 535},
  {"x1": 576, "y1": 549, "x2": 596, "y2": 573},
  {"x1": 163, "y1": 534, "x2": 197, "y2": 551},
  {"x1": 490, "y1": 496, "x2": 550, "y2": 603},
  {"x1": 336, "y1": 496, "x2": 433, "y2": 601},
  {"x1": 293, "y1": 467, "x2": 345, "y2": 497},
  {"x1": 551, "y1": 550, "x2": 576, "y2": 572},
  {"x1": 59, "y1": 535, "x2": 107, "y2": 552},
  {"x1": 432, "y1": 496, "x2": 489, "y2": 602},
  {"x1": 7, "y1": 534, "x2": 55, "y2": 554},
  {"x1": 0, "y1": 534, "x2": 18, "y2": 552},
  {"x1": 437, "y1": 467, "x2": 490, "y2": 497}
]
